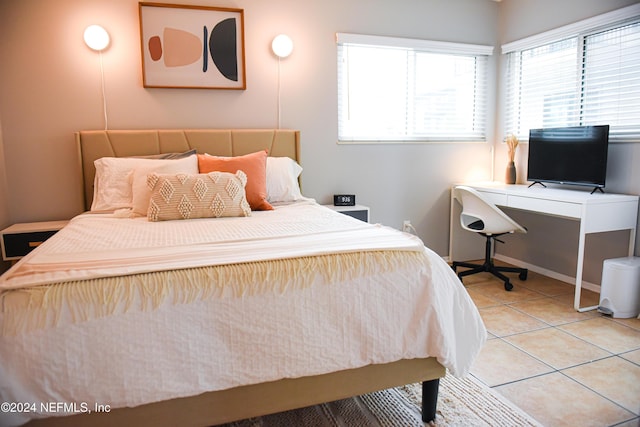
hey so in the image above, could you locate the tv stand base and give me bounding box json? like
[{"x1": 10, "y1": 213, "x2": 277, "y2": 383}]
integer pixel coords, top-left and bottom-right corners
[
  {"x1": 528, "y1": 181, "x2": 546, "y2": 188},
  {"x1": 527, "y1": 181, "x2": 605, "y2": 194}
]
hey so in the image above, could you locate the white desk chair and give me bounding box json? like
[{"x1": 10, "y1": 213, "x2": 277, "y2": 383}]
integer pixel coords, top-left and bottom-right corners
[{"x1": 452, "y1": 185, "x2": 528, "y2": 291}]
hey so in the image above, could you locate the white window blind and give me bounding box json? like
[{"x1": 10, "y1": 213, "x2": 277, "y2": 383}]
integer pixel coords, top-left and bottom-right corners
[
  {"x1": 503, "y1": 4, "x2": 640, "y2": 143},
  {"x1": 337, "y1": 33, "x2": 493, "y2": 143}
]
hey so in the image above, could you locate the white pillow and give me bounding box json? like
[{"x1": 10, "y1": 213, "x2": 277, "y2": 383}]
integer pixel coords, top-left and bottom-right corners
[
  {"x1": 265, "y1": 157, "x2": 304, "y2": 203},
  {"x1": 91, "y1": 157, "x2": 146, "y2": 211},
  {"x1": 92, "y1": 155, "x2": 198, "y2": 212},
  {"x1": 131, "y1": 155, "x2": 199, "y2": 215}
]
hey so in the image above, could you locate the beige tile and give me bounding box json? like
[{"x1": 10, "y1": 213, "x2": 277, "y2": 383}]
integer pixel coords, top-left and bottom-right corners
[
  {"x1": 496, "y1": 372, "x2": 635, "y2": 427},
  {"x1": 459, "y1": 272, "x2": 496, "y2": 286},
  {"x1": 564, "y1": 356, "x2": 640, "y2": 415},
  {"x1": 471, "y1": 269, "x2": 640, "y2": 427},
  {"x1": 465, "y1": 287, "x2": 501, "y2": 309},
  {"x1": 613, "y1": 418, "x2": 640, "y2": 427},
  {"x1": 519, "y1": 272, "x2": 576, "y2": 297},
  {"x1": 470, "y1": 338, "x2": 553, "y2": 387},
  {"x1": 511, "y1": 296, "x2": 600, "y2": 326},
  {"x1": 612, "y1": 316, "x2": 640, "y2": 332},
  {"x1": 621, "y1": 349, "x2": 640, "y2": 365},
  {"x1": 479, "y1": 305, "x2": 548, "y2": 337},
  {"x1": 553, "y1": 288, "x2": 601, "y2": 308},
  {"x1": 560, "y1": 317, "x2": 640, "y2": 354},
  {"x1": 505, "y1": 328, "x2": 611, "y2": 370},
  {"x1": 469, "y1": 278, "x2": 545, "y2": 304}
]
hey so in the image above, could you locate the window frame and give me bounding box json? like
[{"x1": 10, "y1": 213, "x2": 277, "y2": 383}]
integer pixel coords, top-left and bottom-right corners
[
  {"x1": 337, "y1": 33, "x2": 493, "y2": 144},
  {"x1": 501, "y1": 4, "x2": 640, "y2": 143}
]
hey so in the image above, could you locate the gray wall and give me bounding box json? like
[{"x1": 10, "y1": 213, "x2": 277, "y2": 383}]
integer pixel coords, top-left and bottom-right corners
[{"x1": 0, "y1": 0, "x2": 638, "y2": 280}]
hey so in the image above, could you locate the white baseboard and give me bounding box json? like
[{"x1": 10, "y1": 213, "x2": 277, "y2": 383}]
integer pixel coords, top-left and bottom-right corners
[{"x1": 494, "y1": 254, "x2": 601, "y2": 293}]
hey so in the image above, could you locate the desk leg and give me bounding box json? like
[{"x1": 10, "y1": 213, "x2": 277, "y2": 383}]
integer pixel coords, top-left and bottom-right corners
[
  {"x1": 574, "y1": 227, "x2": 598, "y2": 313},
  {"x1": 449, "y1": 191, "x2": 456, "y2": 262}
]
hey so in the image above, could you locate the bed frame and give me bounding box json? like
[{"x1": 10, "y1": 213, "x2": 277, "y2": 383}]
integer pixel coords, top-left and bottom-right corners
[{"x1": 27, "y1": 129, "x2": 445, "y2": 426}]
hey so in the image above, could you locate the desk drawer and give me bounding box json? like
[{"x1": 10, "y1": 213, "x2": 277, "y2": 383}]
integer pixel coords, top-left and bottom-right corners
[
  {"x1": 477, "y1": 191, "x2": 508, "y2": 206},
  {"x1": 508, "y1": 195, "x2": 581, "y2": 218}
]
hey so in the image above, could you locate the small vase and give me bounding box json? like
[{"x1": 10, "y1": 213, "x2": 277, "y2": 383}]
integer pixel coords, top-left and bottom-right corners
[{"x1": 505, "y1": 161, "x2": 516, "y2": 184}]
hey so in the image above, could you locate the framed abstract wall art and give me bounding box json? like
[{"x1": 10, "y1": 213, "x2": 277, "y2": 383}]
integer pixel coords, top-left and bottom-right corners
[{"x1": 139, "y1": 2, "x2": 246, "y2": 89}]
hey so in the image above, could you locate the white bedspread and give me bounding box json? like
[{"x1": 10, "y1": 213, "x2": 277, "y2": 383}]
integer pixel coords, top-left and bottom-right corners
[
  {"x1": 0, "y1": 202, "x2": 486, "y2": 426},
  {"x1": 1, "y1": 202, "x2": 423, "y2": 289}
]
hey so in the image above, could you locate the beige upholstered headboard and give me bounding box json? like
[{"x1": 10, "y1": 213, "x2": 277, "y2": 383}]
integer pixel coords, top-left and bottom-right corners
[{"x1": 76, "y1": 129, "x2": 301, "y2": 211}]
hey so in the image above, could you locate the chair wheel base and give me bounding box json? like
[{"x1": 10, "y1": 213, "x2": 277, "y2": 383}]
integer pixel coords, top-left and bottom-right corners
[
  {"x1": 519, "y1": 271, "x2": 528, "y2": 281},
  {"x1": 504, "y1": 281, "x2": 513, "y2": 291}
]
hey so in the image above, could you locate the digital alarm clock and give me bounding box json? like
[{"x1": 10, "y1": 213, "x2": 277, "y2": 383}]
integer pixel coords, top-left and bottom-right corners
[{"x1": 333, "y1": 194, "x2": 356, "y2": 206}]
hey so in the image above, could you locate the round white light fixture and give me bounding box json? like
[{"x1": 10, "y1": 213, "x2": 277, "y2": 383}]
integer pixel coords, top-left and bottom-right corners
[
  {"x1": 272, "y1": 34, "x2": 293, "y2": 58},
  {"x1": 84, "y1": 25, "x2": 110, "y2": 51}
]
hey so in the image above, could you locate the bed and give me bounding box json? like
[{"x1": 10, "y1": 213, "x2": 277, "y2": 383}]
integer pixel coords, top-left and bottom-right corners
[{"x1": 0, "y1": 129, "x2": 486, "y2": 427}]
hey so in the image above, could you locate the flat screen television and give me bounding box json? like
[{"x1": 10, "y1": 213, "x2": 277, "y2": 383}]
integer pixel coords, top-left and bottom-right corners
[{"x1": 527, "y1": 125, "x2": 609, "y2": 193}]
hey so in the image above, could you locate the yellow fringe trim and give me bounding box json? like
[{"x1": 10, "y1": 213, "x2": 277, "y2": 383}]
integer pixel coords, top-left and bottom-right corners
[{"x1": 1, "y1": 250, "x2": 428, "y2": 336}]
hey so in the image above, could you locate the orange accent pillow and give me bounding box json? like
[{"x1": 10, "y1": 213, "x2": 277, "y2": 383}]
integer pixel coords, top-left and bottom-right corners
[{"x1": 197, "y1": 151, "x2": 273, "y2": 211}]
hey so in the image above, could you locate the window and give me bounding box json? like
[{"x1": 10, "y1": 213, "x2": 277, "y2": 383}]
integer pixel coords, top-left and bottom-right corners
[
  {"x1": 503, "y1": 5, "x2": 640, "y2": 142},
  {"x1": 337, "y1": 33, "x2": 493, "y2": 143}
]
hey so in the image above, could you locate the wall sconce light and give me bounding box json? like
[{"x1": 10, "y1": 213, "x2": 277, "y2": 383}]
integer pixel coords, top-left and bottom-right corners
[
  {"x1": 84, "y1": 25, "x2": 110, "y2": 130},
  {"x1": 272, "y1": 34, "x2": 293, "y2": 58},
  {"x1": 272, "y1": 34, "x2": 293, "y2": 128},
  {"x1": 83, "y1": 25, "x2": 110, "y2": 51}
]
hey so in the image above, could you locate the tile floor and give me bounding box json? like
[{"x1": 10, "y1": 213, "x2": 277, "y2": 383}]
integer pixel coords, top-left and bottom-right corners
[{"x1": 459, "y1": 264, "x2": 640, "y2": 427}]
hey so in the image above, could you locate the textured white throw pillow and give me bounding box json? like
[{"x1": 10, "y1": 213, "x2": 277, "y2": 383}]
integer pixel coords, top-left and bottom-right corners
[{"x1": 147, "y1": 171, "x2": 251, "y2": 221}]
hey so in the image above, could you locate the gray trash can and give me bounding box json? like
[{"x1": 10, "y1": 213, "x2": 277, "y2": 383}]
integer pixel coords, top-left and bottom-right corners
[{"x1": 598, "y1": 257, "x2": 640, "y2": 318}]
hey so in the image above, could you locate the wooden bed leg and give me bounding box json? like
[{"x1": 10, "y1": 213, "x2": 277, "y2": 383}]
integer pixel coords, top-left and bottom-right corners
[{"x1": 421, "y1": 378, "x2": 440, "y2": 423}]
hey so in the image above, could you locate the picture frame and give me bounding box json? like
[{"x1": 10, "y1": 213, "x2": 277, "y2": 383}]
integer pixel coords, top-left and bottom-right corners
[{"x1": 138, "y1": 2, "x2": 246, "y2": 89}]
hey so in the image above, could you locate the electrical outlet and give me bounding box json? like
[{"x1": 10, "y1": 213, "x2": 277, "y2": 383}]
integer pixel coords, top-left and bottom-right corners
[{"x1": 403, "y1": 220, "x2": 412, "y2": 233}]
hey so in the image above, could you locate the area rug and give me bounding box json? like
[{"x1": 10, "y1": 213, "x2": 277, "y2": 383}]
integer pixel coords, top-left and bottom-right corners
[{"x1": 218, "y1": 374, "x2": 543, "y2": 426}]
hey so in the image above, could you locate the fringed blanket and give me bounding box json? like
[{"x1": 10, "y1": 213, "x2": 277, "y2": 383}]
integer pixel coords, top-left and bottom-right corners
[
  {"x1": 2, "y1": 250, "x2": 425, "y2": 335},
  {"x1": 0, "y1": 202, "x2": 429, "y2": 334}
]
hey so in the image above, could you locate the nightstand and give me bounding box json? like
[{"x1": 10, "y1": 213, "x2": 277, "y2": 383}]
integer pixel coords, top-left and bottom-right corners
[
  {"x1": 325, "y1": 205, "x2": 370, "y2": 223},
  {"x1": 1, "y1": 220, "x2": 69, "y2": 262}
]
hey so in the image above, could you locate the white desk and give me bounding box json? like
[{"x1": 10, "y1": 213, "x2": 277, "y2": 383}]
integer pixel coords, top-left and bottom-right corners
[{"x1": 449, "y1": 183, "x2": 639, "y2": 312}]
